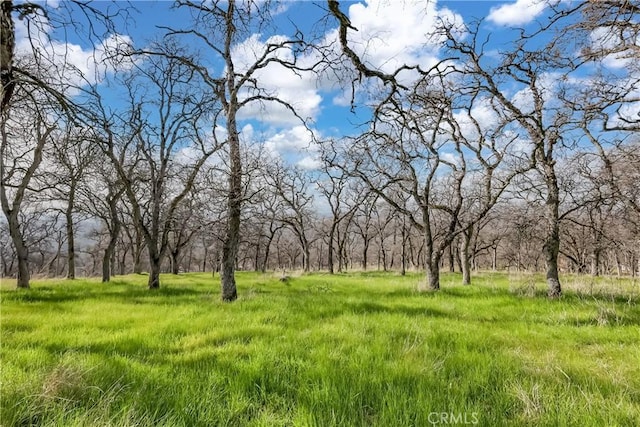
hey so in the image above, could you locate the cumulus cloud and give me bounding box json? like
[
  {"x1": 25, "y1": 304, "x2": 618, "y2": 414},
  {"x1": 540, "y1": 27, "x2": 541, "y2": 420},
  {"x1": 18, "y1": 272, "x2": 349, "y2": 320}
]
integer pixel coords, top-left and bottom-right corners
[
  {"x1": 264, "y1": 125, "x2": 316, "y2": 155},
  {"x1": 588, "y1": 27, "x2": 639, "y2": 69},
  {"x1": 230, "y1": 0, "x2": 466, "y2": 125},
  {"x1": 297, "y1": 156, "x2": 322, "y2": 171},
  {"x1": 261, "y1": 125, "x2": 324, "y2": 169},
  {"x1": 14, "y1": 12, "x2": 134, "y2": 95},
  {"x1": 341, "y1": 0, "x2": 463, "y2": 81},
  {"x1": 453, "y1": 98, "x2": 500, "y2": 140},
  {"x1": 508, "y1": 72, "x2": 561, "y2": 114},
  {"x1": 487, "y1": 0, "x2": 551, "y2": 27},
  {"x1": 231, "y1": 34, "x2": 322, "y2": 126}
]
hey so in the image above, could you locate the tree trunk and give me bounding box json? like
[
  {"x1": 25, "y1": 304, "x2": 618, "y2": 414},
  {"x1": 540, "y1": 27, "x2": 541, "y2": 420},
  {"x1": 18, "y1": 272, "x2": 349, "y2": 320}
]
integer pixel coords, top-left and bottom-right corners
[
  {"x1": 425, "y1": 258, "x2": 440, "y2": 291},
  {"x1": 614, "y1": 251, "x2": 622, "y2": 277},
  {"x1": 592, "y1": 248, "x2": 601, "y2": 277},
  {"x1": 9, "y1": 219, "x2": 30, "y2": 288},
  {"x1": 3, "y1": 196, "x2": 29, "y2": 287},
  {"x1": 102, "y1": 250, "x2": 112, "y2": 283},
  {"x1": 328, "y1": 224, "x2": 335, "y2": 274},
  {"x1": 129, "y1": 225, "x2": 144, "y2": 274},
  {"x1": 171, "y1": 250, "x2": 180, "y2": 274},
  {"x1": 202, "y1": 240, "x2": 208, "y2": 272},
  {"x1": 543, "y1": 165, "x2": 562, "y2": 298},
  {"x1": 133, "y1": 241, "x2": 143, "y2": 274},
  {"x1": 118, "y1": 246, "x2": 128, "y2": 276},
  {"x1": 448, "y1": 242, "x2": 455, "y2": 272},
  {"x1": 1, "y1": 100, "x2": 50, "y2": 289},
  {"x1": 261, "y1": 231, "x2": 276, "y2": 273},
  {"x1": 303, "y1": 243, "x2": 311, "y2": 272},
  {"x1": 102, "y1": 224, "x2": 119, "y2": 283},
  {"x1": 1, "y1": 0, "x2": 15, "y2": 114},
  {"x1": 65, "y1": 185, "x2": 76, "y2": 279},
  {"x1": 362, "y1": 237, "x2": 369, "y2": 271},
  {"x1": 297, "y1": 231, "x2": 311, "y2": 273},
  {"x1": 461, "y1": 226, "x2": 473, "y2": 285},
  {"x1": 381, "y1": 245, "x2": 387, "y2": 271},
  {"x1": 148, "y1": 255, "x2": 161, "y2": 289},
  {"x1": 253, "y1": 239, "x2": 261, "y2": 272},
  {"x1": 492, "y1": 246, "x2": 498, "y2": 271},
  {"x1": 400, "y1": 226, "x2": 407, "y2": 276},
  {"x1": 220, "y1": 111, "x2": 240, "y2": 302},
  {"x1": 103, "y1": 199, "x2": 121, "y2": 282}
]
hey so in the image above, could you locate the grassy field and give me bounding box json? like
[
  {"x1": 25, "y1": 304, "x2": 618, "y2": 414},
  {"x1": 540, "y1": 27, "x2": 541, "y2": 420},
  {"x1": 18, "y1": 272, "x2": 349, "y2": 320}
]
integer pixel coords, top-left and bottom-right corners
[{"x1": 1, "y1": 271, "x2": 639, "y2": 426}]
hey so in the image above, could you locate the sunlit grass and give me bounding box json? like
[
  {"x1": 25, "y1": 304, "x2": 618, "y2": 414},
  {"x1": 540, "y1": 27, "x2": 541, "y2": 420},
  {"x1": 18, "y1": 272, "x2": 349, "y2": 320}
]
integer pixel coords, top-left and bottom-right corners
[{"x1": 1, "y1": 271, "x2": 639, "y2": 426}]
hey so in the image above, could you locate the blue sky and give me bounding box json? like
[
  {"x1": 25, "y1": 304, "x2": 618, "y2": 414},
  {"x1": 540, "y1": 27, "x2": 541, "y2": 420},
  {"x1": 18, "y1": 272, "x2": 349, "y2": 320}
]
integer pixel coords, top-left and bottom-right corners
[{"x1": 20, "y1": 0, "x2": 605, "y2": 168}]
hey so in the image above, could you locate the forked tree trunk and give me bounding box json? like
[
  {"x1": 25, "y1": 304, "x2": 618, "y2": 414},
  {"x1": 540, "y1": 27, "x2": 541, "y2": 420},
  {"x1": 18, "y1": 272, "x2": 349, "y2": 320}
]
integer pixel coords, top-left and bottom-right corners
[{"x1": 260, "y1": 232, "x2": 272, "y2": 273}]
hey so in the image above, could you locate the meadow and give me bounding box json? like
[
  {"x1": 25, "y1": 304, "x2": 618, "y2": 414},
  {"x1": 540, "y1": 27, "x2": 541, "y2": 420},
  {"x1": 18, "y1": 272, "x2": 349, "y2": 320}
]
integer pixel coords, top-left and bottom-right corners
[{"x1": 1, "y1": 271, "x2": 639, "y2": 426}]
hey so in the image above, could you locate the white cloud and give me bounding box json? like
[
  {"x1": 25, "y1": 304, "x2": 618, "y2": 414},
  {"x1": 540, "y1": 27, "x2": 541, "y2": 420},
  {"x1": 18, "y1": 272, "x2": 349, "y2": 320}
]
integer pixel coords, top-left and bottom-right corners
[
  {"x1": 14, "y1": 13, "x2": 134, "y2": 94},
  {"x1": 231, "y1": 34, "x2": 322, "y2": 126},
  {"x1": 487, "y1": 0, "x2": 550, "y2": 26},
  {"x1": 261, "y1": 125, "x2": 322, "y2": 169},
  {"x1": 264, "y1": 125, "x2": 316, "y2": 155},
  {"x1": 610, "y1": 89, "x2": 640, "y2": 129},
  {"x1": 509, "y1": 71, "x2": 561, "y2": 114},
  {"x1": 344, "y1": 0, "x2": 463, "y2": 80},
  {"x1": 230, "y1": 1, "x2": 465, "y2": 125},
  {"x1": 34, "y1": 0, "x2": 61, "y2": 8},
  {"x1": 297, "y1": 156, "x2": 322, "y2": 171},
  {"x1": 589, "y1": 27, "x2": 638, "y2": 70},
  {"x1": 453, "y1": 98, "x2": 500, "y2": 140}
]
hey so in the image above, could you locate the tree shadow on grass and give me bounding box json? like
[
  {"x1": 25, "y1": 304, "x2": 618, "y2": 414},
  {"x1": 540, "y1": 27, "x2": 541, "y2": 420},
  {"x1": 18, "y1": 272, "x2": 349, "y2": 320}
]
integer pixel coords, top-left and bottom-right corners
[
  {"x1": 345, "y1": 300, "x2": 450, "y2": 319},
  {"x1": 2, "y1": 285, "x2": 205, "y2": 305}
]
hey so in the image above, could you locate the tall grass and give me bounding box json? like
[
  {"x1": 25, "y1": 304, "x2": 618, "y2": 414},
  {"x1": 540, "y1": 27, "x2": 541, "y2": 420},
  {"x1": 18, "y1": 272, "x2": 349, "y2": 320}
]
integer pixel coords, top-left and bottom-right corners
[{"x1": 1, "y1": 272, "x2": 639, "y2": 426}]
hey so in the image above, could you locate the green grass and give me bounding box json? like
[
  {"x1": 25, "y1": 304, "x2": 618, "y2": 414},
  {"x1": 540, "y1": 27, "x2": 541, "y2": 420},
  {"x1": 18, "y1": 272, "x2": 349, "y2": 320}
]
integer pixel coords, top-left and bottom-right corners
[{"x1": 1, "y1": 271, "x2": 639, "y2": 426}]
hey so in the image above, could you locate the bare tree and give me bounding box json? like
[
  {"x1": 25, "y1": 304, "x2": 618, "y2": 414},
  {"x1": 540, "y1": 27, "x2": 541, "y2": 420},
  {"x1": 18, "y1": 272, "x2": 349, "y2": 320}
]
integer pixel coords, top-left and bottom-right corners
[
  {"x1": 77, "y1": 157, "x2": 125, "y2": 282},
  {"x1": 265, "y1": 159, "x2": 315, "y2": 273},
  {"x1": 166, "y1": 189, "x2": 209, "y2": 275},
  {"x1": 331, "y1": 65, "x2": 525, "y2": 289},
  {"x1": 164, "y1": 0, "x2": 325, "y2": 300},
  {"x1": 245, "y1": 171, "x2": 286, "y2": 273},
  {"x1": 93, "y1": 42, "x2": 221, "y2": 289},
  {"x1": 0, "y1": 79, "x2": 58, "y2": 287},
  {"x1": 1, "y1": 1, "x2": 130, "y2": 287},
  {"x1": 317, "y1": 146, "x2": 361, "y2": 274},
  {"x1": 351, "y1": 189, "x2": 378, "y2": 271},
  {"x1": 43, "y1": 127, "x2": 97, "y2": 279}
]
